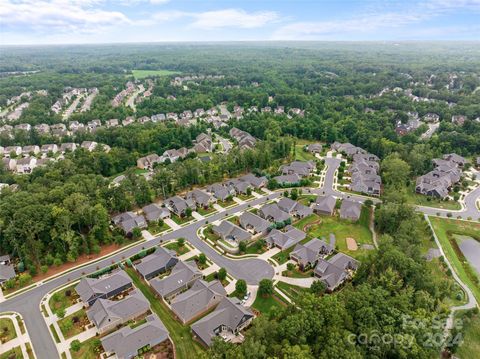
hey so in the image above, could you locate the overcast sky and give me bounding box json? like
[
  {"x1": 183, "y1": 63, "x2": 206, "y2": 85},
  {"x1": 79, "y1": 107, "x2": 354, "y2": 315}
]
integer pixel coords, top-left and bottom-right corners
[{"x1": 1, "y1": 0, "x2": 480, "y2": 45}]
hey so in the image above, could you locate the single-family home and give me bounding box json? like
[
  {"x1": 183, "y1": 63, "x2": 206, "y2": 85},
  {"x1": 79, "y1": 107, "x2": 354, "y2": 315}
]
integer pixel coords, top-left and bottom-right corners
[
  {"x1": 165, "y1": 195, "x2": 196, "y2": 217},
  {"x1": 87, "y1": 289, "x2": 150, "y2": 334},
  {"x1": 277, "y1": 197, "x2": 313, "y2": 218},
  {"x1": 314, "y1": 253, "x2": 359, "y2": 291},
  {"x1": 40, "y1": 144, "x2": 58, "y2": 155},
  {"x1": 16, "y1": 157, "x2": 37, "y2": 174},
  {"x1": 339, "y1": 200, "x2": 362, "y2": 221},
  {"x1": 273, "y1": 174, "x2": 302, "y2": 186},
  {"x1": 112, "y1": 212, "x2": 147, "y2": 234},
  {"x1": 150, "y1": 261, "x2": 202, "y2": 300},
  {"x1": 81, "y1": 141, "x2": 98, "y2": 152},
  {"x1": 238, "y1": 173, "x2": 268, "y2": 189},
  {"x1": 191, "y1": 297, "x2": 254, "y2": 347},
  {"x1": 206, "y1": 183, "x2": 235, "y2": 201},
  {"x1": 212, "y1": 221, "x2": 252, "y2": 243},
  {"x1": 0, "y1": 255, "x2": 16, "y2": 284},
  {"x1": 239, "y1": 212, "x2": 270, "y2": 235},
  {"x1": 443, "y1": 153, "x2": 467, "y2": 167},
  {"x1": 142, "y1": 203, "x2": 171, "y2": 222},
  {"x1": 258, "y1": 203, "x2": 290, "y2": 224},
  {"x1": 1, "y1": 158, "x2": 16, "y2": 171},
  {"x1": 137, "y1": 154, "x2": 162, "y2": 170},
  {"x1": 306, "y1": 143, "x2": 322, "y2": 154},
  {"x1": 290, "y1": 238, "x2": 334, "y2": 270},
  {"x1": 313, "y1": 195, "x2": 336, "y2": 215},
  {"x1": 134, "y1": 247, "x2": 178, "y2": 280},
  {"x1": 194, "y1": 133, "x2": 213, "y2": 153},
  {"x1": 265, "y1": 225, "x2": 306, "y2": 250},
  {"x1": 171, "y1": 280, "x2": 227, "y2": 324},
  {"x1": 75, "y1": 270, "x2": 132, "y2": 306},
  {"x1": 280, "y1": 161, "x2": 315, "y2": 177},
  {"x1": 185, "y1": 189, "x2": 214, "y2": 209},
  {"x1": 101, "y1": 314, "x2": 169, "y2": 359},
  {"x1": 4, "y1": 146, "x2": 22, "y2": 157},
  {"x1": 59, "y1": 143, "x2": 77, "y2": 153},
  {"x1": 21, "y1": 145, "x2": 40, "y2": 156}
]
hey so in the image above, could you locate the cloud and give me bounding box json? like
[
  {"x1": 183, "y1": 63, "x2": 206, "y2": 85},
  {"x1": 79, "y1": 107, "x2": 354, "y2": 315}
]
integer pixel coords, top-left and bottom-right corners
[
  {"x1": 150, "y1": 0, "x2": 170, "y2": 4},
  {"x1": 0, "y1": 0, "x2": 130, "y2": 34},
  {"x1": 190, "y1": 9, "x2": 279, "y2": 29}
]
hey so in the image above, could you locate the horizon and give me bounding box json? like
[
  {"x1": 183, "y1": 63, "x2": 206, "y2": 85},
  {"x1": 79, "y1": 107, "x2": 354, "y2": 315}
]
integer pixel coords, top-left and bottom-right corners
[{"x1": 2, "y1": 0, "x2": 480, "y2": 45}]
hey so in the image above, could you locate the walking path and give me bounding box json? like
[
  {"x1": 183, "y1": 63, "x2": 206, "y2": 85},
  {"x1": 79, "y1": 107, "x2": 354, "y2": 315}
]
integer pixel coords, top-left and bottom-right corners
[
  {"x1": 164, "y1": 218, "x2": 181, "y2": 230},
  {"x1": 0, "y1": 312, "x2": 36, "y2": 358}
]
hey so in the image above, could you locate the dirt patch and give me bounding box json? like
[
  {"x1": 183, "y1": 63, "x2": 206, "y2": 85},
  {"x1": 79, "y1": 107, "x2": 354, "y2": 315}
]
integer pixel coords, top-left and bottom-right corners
[
  {"x1": 346, "y1": 237, "x2": 358, "y2": 251},
  {"x1": 303, "y1": 219, "x2": 322, "y2": 232}
]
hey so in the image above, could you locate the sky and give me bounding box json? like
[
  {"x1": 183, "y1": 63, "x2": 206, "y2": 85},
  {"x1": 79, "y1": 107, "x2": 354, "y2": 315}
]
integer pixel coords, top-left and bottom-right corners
[{"x1": 1, "y1": 0, "x2": 480, "y2": 45}]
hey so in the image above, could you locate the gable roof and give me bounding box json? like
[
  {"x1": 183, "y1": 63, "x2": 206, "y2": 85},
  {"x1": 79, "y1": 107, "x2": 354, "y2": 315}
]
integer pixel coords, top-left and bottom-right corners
[
  {"x1": 314, "y1": 253, "x2": 359, "y2": 290},
  {"x1": 135, "y1": 247, "x2": 178, "y2": 279},
  {"x1": 150, "y1": 261, "x2": 202, "y2": 298},
  {"x1": 313, "y1": 195, "x2": 336, "y2": 214},
  {"x1": 212, "y1": 221, "x2": 251, "y2": 242},
  {"x1": 191, "y1": 297, "x2": 254, "y2": 346},
  {"x1": 265, "y1": 225, "x2": 306, "y2": 249},
  {"x1": 339, "y1": 200, "x2": 362, "y2": 221},
  {"x1": 290, "y1": 238, "x2": 333, "y2": 266},
  {"x1": 273, "y1": 174, "x2": 301, "y2": 185},
  {"x1": 239, "y1": 212, "x2": 270, "y2": 233},
  {"x1": 142, "y1": 203, "x2": 170, "y2": 222},
  {"x1": 75, "y1": 270, "x2": 132, "y2": 304},
  {"x1": 258, "y1": 203, "x2": 290, "y2": 223},
  {"x1": 277, "y1": 197, "x2": 313, "y2": 217},
  {"x1": 0, "y1": 263, "x2": 15, "y2": 282}
]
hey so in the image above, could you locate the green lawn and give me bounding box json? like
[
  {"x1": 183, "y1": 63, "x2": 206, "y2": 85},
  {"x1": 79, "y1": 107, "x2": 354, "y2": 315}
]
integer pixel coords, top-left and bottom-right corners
[
  {"x1": 227, "y1": 216, "x2": 240, "y2": 225},
  {"x1": 406, "y1": 184, "x2": 461, "y2": 210},
  {"x1": 203, "y1": 225, "x2": 220, "y2": 242},
  {"x1": 0, "y1": 346, "x2": 23, "y2": 359},
  {"x1": 70, "y1": 336, "x2": 102, "y2": 359},
  {"x1": 124, "y1": 267, "x2": 205, "y2": 359},
  {"x1": 295, "y1": 211, "x2": 373, "y2": 259},
  {"x1": 297, "y1": 195, "x2": 316, "y2": 206},
  {"x1": 454, "y1": 310, "x2": 480, "y2": 359},
  {"x1": 49, "y1": 324, "x2": 60, "y2": 343},
  {"x1": 252, "y1": 294, "x2": 288, "y2": 315},
  {"x1": 282, "y1": 267, "x2": 314, "y2": 278},
  {"x1": 238, "y1": 239, "x2": 267, "y2": 255},
  {"x1": 430, "y1": 217, "x2": 480, "y2": 303},
  {"x1": 276, "y1": 282, "x2": 309, "y2": 303},
  {"x1": 58, "y1": 308, "x2": 88, "y2": 339},
  {"x1": 48, "y1": 284, "x2": 79, "y2": 315},
  {"x1": 131, "y1": 69, "x2": 179, "y2": 79},
  {"x1": 147, "y1": 221, "x2": 170, "y2": 235},
  {"x1": 293, "y1": 145, "x2": 316, "y2": 161},
  {"x1": 164, "y1": 242, "x2": 190, "y2": 256},
  {"x1": 0, "y1": 317, "x2": 17, "y2": 342},
  {"x1": 237, "y1": 193, "x2": 255, "y2": 201},
  {"x1": 217, "y1": 199, "x2": 236, "y2": 208},
  {"x1": 171, "y1": 214, "x2": 194, "y2": 225},
  {"x1": 196, "y1": 206, "x2": 216, "y2": 216}
]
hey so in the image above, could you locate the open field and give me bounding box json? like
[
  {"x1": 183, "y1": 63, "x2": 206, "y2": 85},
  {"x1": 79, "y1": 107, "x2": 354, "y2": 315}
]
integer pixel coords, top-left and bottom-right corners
[
  {"x1": 252, "y1": 294, "x2": 288, "y2": 315},
  {"x1": 131, "y1": 69, "x2": 179, "y2": 79},
  {"x1": 430, "y1": 217, "x2": 480, "y2": 303},
  {"x1": 453, "y1": 310, "x2": 480, "y2": 359}
]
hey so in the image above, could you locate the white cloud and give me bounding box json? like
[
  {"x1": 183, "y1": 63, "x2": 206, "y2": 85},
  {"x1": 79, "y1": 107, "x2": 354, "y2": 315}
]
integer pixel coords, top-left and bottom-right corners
[
  {"x1": 150, "y1": 0, "x2": 170, "y2": 4},
  {"x1": 190, "y1": 9, "x2": 279, "y2": 29},
  {"x1": 0, "y1": 0, "x2": 130, "y2": 34}
]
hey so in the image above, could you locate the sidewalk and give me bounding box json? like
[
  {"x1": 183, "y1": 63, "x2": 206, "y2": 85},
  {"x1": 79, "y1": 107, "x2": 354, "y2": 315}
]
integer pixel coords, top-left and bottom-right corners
[
  {"x1": 0, "y1": 313, "x2": 34, "y2": 358},
  {"x1": 192, "y1": 211, "x2": 205, "y2": 221},
  {"x1": 164, "y1": 218, "x2": 181, "y2": 230}
]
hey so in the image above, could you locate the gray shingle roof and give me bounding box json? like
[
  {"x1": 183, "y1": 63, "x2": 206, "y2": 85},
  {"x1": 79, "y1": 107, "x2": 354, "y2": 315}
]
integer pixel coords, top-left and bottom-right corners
[
  {"x1": 339, "y1": 200, "x2": 362, "y2": 221},
  {"x1": 239, "y1": 212, "x2": 270, "y2": 233},
  {"x1": 265, "y1": 225, "x2": 306, "y2": 250},
  {"x1": 142, "y1": 204, "x2": 170, "y2": 222},
  {"x1": 0, "y1": 263, "x2": 15, "y2": 282},
  {"x1": 290, "y1": 238, "x2": 333, "y2": 267},
  {"x1": 75, "y1": 270, "x2": 132, "y2": 305},
  {"x1": 258, "y1": 203, "x2": 290, "y2": 223},
  {"x1": 191, "y1": 297, "x2": 254, "y2": 346},
  {"x1": 212, "y1": 221, "x2": 251, "y2": 243},
  {"x1": 101, "y1": 314, "x2": 169, "y2": 359},
  {"x1": 313, "y1": 195, "x2": 336, "y2": 215},
  {"x1": 314, "y1": 253, "x2": 359, "y2": 290},
  {"x1": 150, "y1": 261, "x2": 202, "y2": 299},
  {"x1": 277, "y1": 197, "x2": 313, "y2": 217},
  {"x1": 273, "y1": 174, "x2": 302, "y2": 185},
  {"x1": 135, "y1": 247, "x2": 178, "y2": 279}
]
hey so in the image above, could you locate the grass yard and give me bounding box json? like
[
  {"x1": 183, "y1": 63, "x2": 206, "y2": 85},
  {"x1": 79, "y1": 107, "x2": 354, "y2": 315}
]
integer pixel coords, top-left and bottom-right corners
[
  {"x1": 171, "y1": 214, "x2": 194, "y2": 225},
  {"x1": 276, "y1": 282, "x2": 309, "y2": 302},
  {"x1": 295, "y1": 211, "x2": 373, "y2": 259},
  {"x1": 0, "y1": 346, "x2": 23, "y2": 359},
  {"x1": 282, "y1": 267, "x2": 314, "y2": 278},
  {"x1": 237, "y1": 193, "x2": 255, "y2": 201},
  {"x1": 293, "y1": 144, "x2": 317, "y2": 162},
  {"x1": 164, "y1": 242, "x2": 190, "y2": 256},
  {"x1": 454, "y1": 310, "x2": 480, "y2": 359},
  {"x1": 227, "y1": 216, "x2": 240, "y2": 225},
  {"x1": 196, "y1": 206, "x2": 216, "y2": 216},
  {"x1": 131, "y1": 69, "x2": 179, "y2": 79},
  {"x1": 58, "y1": 308, "x2": 88, "y2": 339},
  {"x1": 203, "y1": 225, "x2": 220, "y2": 242},
  {"x1": 239, "y1": 239, "x2": 267, "y2": 255},
  {"x1": 430, "y1": 217, "x2": 480, "y2": 303},
  {"x1": 70, "y1": 336, "x2": 103, "y2": 359},
  {"x1": 48, "y1": 284, "x2": 79, "y2": 315},
  {"x1": 49, "y1": 324, "x2": 60, "y2": 343},
  {"x1": 297, "y1": 194, "x2": 316, "y2": 206},
  {"x1": 0, "y1": 317, "x2": 17, "y2": 343},
  {"x1": 148, "y1": 221, "x2": 170, "y2": 235},
  {"x1": 406, "y1": 184, "x2": 461, "y2": 210},
  {"x1": 125, "y1": 267, "x2": 205, "y2": 359},
  {"x1": 217, "y1": 199, "x2": 236, "y2": 208},
  {"x1": 252, "y1": 294, "x2": 288, "y2": 315}
]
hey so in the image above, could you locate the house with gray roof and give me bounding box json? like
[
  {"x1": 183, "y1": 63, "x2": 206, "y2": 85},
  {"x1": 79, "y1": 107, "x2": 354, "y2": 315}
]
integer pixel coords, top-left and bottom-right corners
[
  {"x1": 272, "y1": 174, "x2": 302, "y2": 186},
  {"x1": 416, "y1": 157, "x2": 461, "y2": 199},
  {"x1": 339, "y1": 200, "x2": 362, "y2": 221},
  {"x1": 258, "y1": 203, "x2": 290, "y2": 224},
  {"x1": 225, "y1": 179, "x2": 251, "y2": 195},
  {"x1": 75, "y1": 270, "x2": 132, "y2": 306},
  {"x1": 306, "y1": 143, "x2": 322, "y2": 154},
  {"x1": 280, "y1": 161, "x2": 315, "y2": 177},
  {"x1": 137, "y1": 153, "x2": 162, "y2": 170},
  {"x1": 185, "y1": 189, "x2": 214, "y2": 209},
  {"x1": 265, "y1": 225, "x2": 306, "y2": 250},
  {"x1": 313, "y1": 195, "x2": 336, "y2": 215},
  {"x1": 277, "y1": 197, "x2": 313, "y2": 218},
  {"x1": 330, "y1": 142, "x2": 365, "y2": 157},
  {"x1": 0, "y1": 255, "x2": 16, "y2": 284},
  {"x1": 142, "y1": 203, "x2": 170, "y2": 222},
  {"x1": 212, "y1": 221, "x2": 251, "y2": 243},
  {"x1": 314, "y1": 253, "x2": 359, "y2": 291},
  {"x1": 171, "y1": 279, "x2": 227, "y2": 324},
  {"x1": 112, "y1": 212, "x2": 147, "y2": 235},
  {"x1": 443, "y1": 153, "x2": 467, "y2": 167},
  {"x1": 165, "y1": 195, "x2": 196, "y2": 216},
  {"x1": 290, "y1": 238, "x2": 334, "y2": 270},
  {"x1": 191, "y1": 297, "x2": 254, "y2": 347},
  {"x1": 238, "y1": 173, "x2": 268, "y2": 189},
  {"x1": 194, "y1": 133, "x2": 213, "y2": 153},
  {"x1": 87, "y1": 289, "x2": 150, "y2": 334},
  {"x1": 206, "y1": 183, "x2": 235, "y2": 201},
  {"x1": 239, "y1": 212, "x2": 270, "y2": 235},
  {"x1": 150, "y1": 261, "x2": 202, "y2": 300},
  {"x1": 134, "y1": 247, "x2": 178, "y2": 280},
  {"x1": 101, "y1": 314, "x2": 169, "y2": 359}
]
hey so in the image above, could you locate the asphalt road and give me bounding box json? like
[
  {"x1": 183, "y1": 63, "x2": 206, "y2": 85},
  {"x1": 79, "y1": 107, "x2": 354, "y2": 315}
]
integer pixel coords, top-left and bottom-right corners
[{"x1": 1, "y1": 158, "x2": 478, "y2": 359}]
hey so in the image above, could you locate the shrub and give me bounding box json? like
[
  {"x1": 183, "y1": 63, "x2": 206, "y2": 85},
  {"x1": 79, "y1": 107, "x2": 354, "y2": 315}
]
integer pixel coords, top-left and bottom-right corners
[
  {"x1": 177, "y1": 238, "x2": 185, "y2": 247},
  {"x1": 235, "y1": 279, "x2": 247, "y2": 295},
  {"x1": 258, "y1": 279, "x2": 274, "y2": 296},
  {"x1": 70, "y1": 339, "x2": 81, "y2": 352},
  {"x1": 218, "y1": 268, "x2": 227, "y2": 281}
]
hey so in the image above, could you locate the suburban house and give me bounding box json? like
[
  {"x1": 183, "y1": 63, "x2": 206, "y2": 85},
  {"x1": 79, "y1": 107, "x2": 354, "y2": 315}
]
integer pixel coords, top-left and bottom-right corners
[
  {"x1": 314, "y1": 253, "x2": 359, "y2": 291},
  {"x1": 185, "y1": 189, "x2": 214, "y2": 209},
  {"x1": 306, "y1": 143, "x2": 322, "y2": 154},
  {"x1": 137, "y1": 153, "x2": 162, "y2": 170},
  {"x1": 238, "y1": 173, "x2": 268, "y2": 189},
  {"x1": 165, "y1": 195, "x2": 196, "y2": 217},
  {"x1": 280, "y1": 161, "x2": 315, "y2": 177},
  {"x1": 265, "y1": 225, "x2": 306, "y2": 250},
  {"x1": 80, "y1": 141, "x2": 98, "y2": 152},
  {"x1": 4, "y1": 146, "x2": 22, "y2": 157},
  {"x1": 142, "y1": 203, "x2": 171, "y2": 222},
  {"x1": 134, "y1": 247, "x2": 178, "y2": 280},
  {"x1": 171, "y1": 280, "x2": 227, "y2": 324},
  {"x1": 22, "y1": 145, "x2": 40, "y2": 156},
  {"x1": 40, "y1": 144, "x2": 58, "y2": 155},
  {"x1": 150, "y1": 261, "x2": 202, "y2": 300},
  {"x1": 423, "y1": 113, "x2": 440, "y2": 123},
  {"x1": 239, "y1": 212, "x2": 270, "y2": 235},
  {"x1": 416, "y1": 156, "x2": 462, "y2": 198},
  {"x1": 313, "y1": 195, "x2": 336, "y2": 215},
  {"x1": 206, "y1": 183, "x2": 235, "y2": 201},
  {"x1": 0, "y1": 255, "x2": 16, "y2": 284},
  {"x1": 277, "y1": 197, "x2": 313, "y2": 218},
  {"x1": 112, "y1": 212, "x2": 147, "y2": 234},
  {"x1": 59, "y1": 143, "x2": 77, "y2": 153},
  {"x1": 212, "y1": 221, "x2": 252, "y2": 243},
  {"x1": 101, "y1": 314, "x2": 169, "y2": 359},
  {"x1": 194, "y1": 133, "x2": 213, "y2": 153},
  {"x1": 162, "y1": 147, "x2": 188, "y2": 163},
  {"x1": 443, "y1": 153, "x2": 467, "y2": 167},
  {"x1": 331, "y1": 142, "x2": 366, "y2": 157},
  {"x1": 339, "y1": 200, "x2": 362, "y2": 221},
  {"x1": 15, "y1": 157, "x2": 37, "y2": 174},
  {"x1": 258, "y1": 203, "x2": 290, "y2": 223},
  {"x1": 87, "y1": 289, "x2": 150, "y2": 334},
  {"x1": 191, "y1": 297, "x2": 254, "y2": 347},
  {"x1": 229, "y1": 128, "x2": 257, "y2": 150},
  {"x1": 273, "y1": 174, "x2": 302, "y2": 186},
  {"x1": 225, "y1": 179, "x2": 251, "y2": 195},
  {"x1": 1, "y1": 158, "x2": 16, "y2": 171},
  {"x1": 75, "y1": 270, "x2": 133, "y2": 307},
  {"x1": 290, "y1": 238, "x2": 334, "y2": 270},
  {"x1": 348, "y1": 153, "x2": 382, "y2": 196}
]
